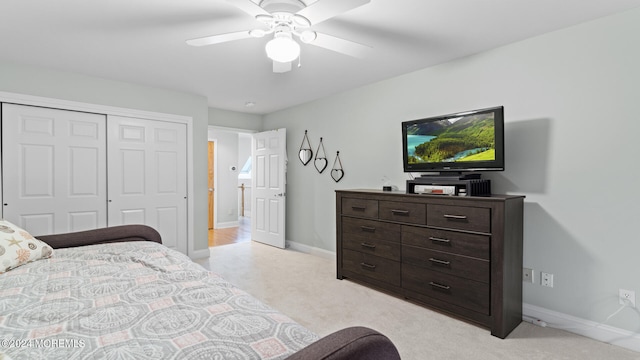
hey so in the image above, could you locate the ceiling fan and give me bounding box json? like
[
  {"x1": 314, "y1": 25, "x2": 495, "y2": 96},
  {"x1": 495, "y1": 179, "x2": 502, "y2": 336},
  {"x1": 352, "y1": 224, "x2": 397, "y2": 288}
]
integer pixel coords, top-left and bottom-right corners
[{"x1": 187, "y1": 0, "x2": 372, "y2": 73}]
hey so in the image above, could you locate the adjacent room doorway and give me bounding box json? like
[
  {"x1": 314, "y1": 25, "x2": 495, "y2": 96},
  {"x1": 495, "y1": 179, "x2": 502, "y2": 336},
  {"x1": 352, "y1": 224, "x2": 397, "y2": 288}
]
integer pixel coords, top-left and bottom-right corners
[{"x1": 207, "y1": 128, "x2": 254, "y2": 247}]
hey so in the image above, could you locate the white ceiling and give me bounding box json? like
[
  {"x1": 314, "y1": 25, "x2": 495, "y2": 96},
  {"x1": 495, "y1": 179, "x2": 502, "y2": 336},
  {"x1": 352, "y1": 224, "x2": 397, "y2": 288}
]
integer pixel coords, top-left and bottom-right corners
[{"x1": 2, "y1": 0, "x2": 640, "y2": 114}]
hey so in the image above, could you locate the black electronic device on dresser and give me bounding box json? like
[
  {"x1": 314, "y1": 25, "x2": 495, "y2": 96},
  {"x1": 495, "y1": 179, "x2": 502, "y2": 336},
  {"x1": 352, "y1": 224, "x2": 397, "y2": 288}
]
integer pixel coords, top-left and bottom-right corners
[
  {"x1": 335, "y1": 189, "x2": 524, "y2": 339},
  {"x1": 402, "y1": 106, "x2": 505, "y2": 196}
]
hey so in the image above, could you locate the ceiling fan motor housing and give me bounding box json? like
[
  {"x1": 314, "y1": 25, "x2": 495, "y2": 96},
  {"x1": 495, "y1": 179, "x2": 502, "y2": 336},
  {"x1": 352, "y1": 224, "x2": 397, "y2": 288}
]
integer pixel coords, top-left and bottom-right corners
[
  {"x1": 259, "y1": 0, "x2": 307, "y2": 14},
  {"x1": 273, "y1": 24, "x2": 294, "y2": 37},
  {"x1": 255, "y1": 11, "x2": 311, "y2": 40},
  {"x1": 256, "y1": 1, "x2": 314, "y2": 63}
]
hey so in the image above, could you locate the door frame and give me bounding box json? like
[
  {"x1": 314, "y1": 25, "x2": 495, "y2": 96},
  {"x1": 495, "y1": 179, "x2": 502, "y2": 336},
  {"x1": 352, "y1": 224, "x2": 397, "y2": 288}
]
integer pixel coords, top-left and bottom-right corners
[
  {"x1": 0, "y1": 91, "x2": 199, "y2": 258},
  {"x1": 207, "y1": 126, "x2": 256, "y2": 232},
  {"x1": 208, "y1": 139, "x2": 218, "y2": 230}
]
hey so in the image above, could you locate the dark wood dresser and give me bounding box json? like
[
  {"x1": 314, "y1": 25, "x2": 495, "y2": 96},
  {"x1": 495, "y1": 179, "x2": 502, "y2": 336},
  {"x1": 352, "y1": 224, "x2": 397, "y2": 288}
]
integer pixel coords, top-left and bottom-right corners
[{"x1": 336, "y1": 189, "x2": 524, "y2": 338}]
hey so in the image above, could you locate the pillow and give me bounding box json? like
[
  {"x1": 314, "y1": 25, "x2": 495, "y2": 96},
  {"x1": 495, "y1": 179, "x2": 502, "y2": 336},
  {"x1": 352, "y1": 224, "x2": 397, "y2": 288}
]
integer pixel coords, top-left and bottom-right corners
[{"x1": 0, "y1": 220, "x2": 53, "y2": 274}]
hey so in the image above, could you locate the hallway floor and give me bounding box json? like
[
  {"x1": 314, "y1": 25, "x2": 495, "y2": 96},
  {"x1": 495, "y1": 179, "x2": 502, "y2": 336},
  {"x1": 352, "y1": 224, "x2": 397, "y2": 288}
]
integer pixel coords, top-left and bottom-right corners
[{"x1": 208, "y1": 217, "x2": 251, "y2": 247}]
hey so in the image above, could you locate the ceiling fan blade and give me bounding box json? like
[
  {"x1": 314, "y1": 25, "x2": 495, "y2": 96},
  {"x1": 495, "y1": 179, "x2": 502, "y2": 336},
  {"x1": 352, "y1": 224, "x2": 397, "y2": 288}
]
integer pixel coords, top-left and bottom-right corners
[
  {"x1": 309, "y1": 32, "x2": 372, "y2": 58},
  {"x1": 225, "y1": 0, "x2": 270, "y2": 18},
  {"x1": 273, "y1": 61, "x2": 292, "y2": 73},
  {"x1": 186, "y1": 30, "x2": 252, "y2": 46},
  {"x1": 297, "y1": 0, "x2": 370, "y2": 25}
]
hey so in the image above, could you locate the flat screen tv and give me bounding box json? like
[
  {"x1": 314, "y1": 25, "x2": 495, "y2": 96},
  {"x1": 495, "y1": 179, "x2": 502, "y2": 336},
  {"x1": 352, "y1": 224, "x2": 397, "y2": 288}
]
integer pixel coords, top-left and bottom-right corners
[{"x1": 402, "y1": 106, "x2": 504, "y2": 174}]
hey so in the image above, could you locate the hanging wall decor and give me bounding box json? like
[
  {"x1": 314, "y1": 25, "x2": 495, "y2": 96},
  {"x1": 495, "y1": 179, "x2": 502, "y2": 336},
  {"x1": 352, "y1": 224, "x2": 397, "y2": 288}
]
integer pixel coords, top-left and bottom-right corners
[
  {"x1": 331, "y1": 151, "x2": 345, "y2": 182},
  {"x1": 314, "y1": 137, "x2": 328, "y2": 173},
  {"x1": 298, "y1": 130, "x2": 313, "y2": 166}
]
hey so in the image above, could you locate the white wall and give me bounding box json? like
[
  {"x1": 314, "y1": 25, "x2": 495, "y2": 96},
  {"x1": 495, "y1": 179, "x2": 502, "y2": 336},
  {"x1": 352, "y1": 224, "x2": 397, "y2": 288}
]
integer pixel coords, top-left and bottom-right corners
[
  {"x1": 209, "y1": 107, "x2": 262, "y2": 131},
  {"x1": 238, "y1": 133, "x2": 252, "y2": 175},
  {"x1": 0, "y1": 60, "x2": 211, "y2": 254},
  {"x1": 263, "y1": 8, "x2": 640, "y2": 334}
]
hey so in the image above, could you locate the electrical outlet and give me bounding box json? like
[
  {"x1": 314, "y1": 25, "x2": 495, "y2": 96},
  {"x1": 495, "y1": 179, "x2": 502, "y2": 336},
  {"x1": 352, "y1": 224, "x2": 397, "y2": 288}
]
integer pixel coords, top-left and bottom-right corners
[
  {"x1": 523, "y1": 268, "x2": 534, "y2": 283},
  {"x1": 541, "y1": 272, "x2": 554, "y2": 288},
  {"x1": 619, "y1": 289, "x2": 636, "y2": 307}
]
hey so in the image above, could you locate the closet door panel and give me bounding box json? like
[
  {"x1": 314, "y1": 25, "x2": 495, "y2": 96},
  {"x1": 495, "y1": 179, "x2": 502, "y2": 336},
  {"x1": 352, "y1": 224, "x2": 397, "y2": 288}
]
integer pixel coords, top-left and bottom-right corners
[
  {"x1": 22, "y1": 214, "x2": 54, "y2": 237},
  {"x1": 157, "y1": 207, "x2": 179, "y2": 249},
  {"x1": 69, "y1": 146, "x2": 101, "y2": 196},
  {"x1": 2, "y1": 104, "x2": 107, "y2": 235},
  {"x1": 21, "y1": 144, "x2": 54, "y2": 197},
  {"x1": 107, "y1": 115, "x2": 187, "y2": 253},
  {"x1": 120, "y1": 149, "x2": 146, "y2": 194},
  {"x1": 120, "y1": 209, "x2": 146, "y2": 224}
]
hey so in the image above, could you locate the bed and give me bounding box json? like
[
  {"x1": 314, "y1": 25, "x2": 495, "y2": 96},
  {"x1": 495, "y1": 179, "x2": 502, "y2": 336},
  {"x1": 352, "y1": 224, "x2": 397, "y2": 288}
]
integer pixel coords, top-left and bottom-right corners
[{"x1": 0, "y1": 222, "x2": 399, "y2": 360}]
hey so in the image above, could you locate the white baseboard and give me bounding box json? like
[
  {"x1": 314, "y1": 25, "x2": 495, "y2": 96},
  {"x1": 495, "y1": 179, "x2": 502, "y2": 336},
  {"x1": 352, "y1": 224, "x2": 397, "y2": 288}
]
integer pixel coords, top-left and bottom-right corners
[
  {"x1": 523, "y1": 303, "x2": 640, "y2": 353},
  {"x1": 188, "y1": 247, "x2": 210, "y2": 260},
  {"x1": 286, "y1": 240, "x2": 335, "y2": 260},
  {"x1": 216, "y1": 221, "x2": 239, "y2": 229}
]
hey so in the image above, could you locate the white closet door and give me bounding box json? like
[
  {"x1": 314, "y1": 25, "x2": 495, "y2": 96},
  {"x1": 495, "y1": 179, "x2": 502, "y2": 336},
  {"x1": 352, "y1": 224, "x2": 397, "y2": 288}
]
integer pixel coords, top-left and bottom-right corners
[
  {"x1": 107, "y1": 115, "x2": 188, "y2": 253},
  {"x1": 1, "y1": 104, "x2": 107, "y2": 236}
]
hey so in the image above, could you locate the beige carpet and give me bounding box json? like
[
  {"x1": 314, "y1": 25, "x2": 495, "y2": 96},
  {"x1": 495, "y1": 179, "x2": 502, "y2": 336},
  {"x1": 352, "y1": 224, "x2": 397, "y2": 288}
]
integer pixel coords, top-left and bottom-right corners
[{"x1": 196, "y1": 241, "x2": 639, "y2": 360}]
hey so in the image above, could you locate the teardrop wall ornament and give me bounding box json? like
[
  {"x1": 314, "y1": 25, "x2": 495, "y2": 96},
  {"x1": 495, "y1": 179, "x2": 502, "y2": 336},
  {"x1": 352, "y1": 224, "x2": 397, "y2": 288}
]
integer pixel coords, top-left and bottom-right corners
[
  {"x1": 298, "y1": 130, "x2": 313, "y2": 166},
  {"x1": 331, "y1": 151, "x2": 344, "y2": 182},
  {"x1": 314, "y1": 137, "x2": 328, "y2": 173}
]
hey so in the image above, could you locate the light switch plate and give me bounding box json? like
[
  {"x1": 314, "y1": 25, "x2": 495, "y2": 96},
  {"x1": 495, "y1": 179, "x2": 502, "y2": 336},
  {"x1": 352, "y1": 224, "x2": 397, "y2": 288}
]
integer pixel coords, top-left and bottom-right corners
[{"x1": 523, "y1": 268, "x2": 534, "y2": 283}]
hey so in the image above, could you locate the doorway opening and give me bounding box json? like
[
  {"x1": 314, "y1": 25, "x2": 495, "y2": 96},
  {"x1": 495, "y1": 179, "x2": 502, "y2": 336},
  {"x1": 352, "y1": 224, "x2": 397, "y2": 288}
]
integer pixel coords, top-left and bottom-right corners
[{"x1": 207, "y1": 128, "x2": 253, "y2": 247}]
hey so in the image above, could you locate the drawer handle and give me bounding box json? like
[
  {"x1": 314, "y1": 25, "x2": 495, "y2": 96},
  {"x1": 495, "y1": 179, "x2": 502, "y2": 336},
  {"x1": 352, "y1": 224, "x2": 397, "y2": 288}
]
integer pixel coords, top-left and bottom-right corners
[
  {"x1": 429, "y1": 237, "x2": 451, "y2": 244},
  {"x1": 361, "y1": 242, "x2": 377, "y2": 249},
  {"x1": 360, "y1": 225, "x2": 376, "y2": 232},
  {"x1": 360, "y1": 262, "x2": 377, "y2": 270},
  {"x1": 429, "y1": 281, "x2": 451, "y2": 290},
  {"x1": 391, "y1": 209, "x2": 410, "y2": 216},
  {"x1": 443, "y1": 214, "x2": 467, "y2": 220},
  {"x1": 429, "y1": 258, "x2": 451, "y2": 266},
  {"x1": 351, "y1": 206, "x2": 366, "y2": 211}
]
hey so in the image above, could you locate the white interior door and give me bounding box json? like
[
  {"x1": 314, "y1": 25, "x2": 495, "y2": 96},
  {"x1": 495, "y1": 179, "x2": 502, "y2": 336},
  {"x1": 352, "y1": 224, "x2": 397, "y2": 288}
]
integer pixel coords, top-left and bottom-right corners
[
  {"x1": 251, "y1": 128, "x2": 286, "y2": 248},
  {"x1": 107, "y1": 115, "x2": 188, "y2": 253},
  {"x1": 1, "y1": 104, "x2": 107, "y2": 236}
]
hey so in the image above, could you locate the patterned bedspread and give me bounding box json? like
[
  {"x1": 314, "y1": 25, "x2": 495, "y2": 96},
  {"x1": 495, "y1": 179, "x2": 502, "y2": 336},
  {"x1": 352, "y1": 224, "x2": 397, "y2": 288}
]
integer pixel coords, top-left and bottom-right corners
[{"x1": 0, "y1": 241, "x2": 319, "y2": 359}]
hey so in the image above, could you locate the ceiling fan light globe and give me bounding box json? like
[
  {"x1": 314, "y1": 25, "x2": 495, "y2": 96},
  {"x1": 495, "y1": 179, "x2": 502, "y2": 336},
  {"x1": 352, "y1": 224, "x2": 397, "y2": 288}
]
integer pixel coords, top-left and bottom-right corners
[
  {"x1": 300, "y1": 30, "x2": 317, "y2": 43},
  {"x1": 266, "y1": 37, "x2": 300, "y2": 63}
]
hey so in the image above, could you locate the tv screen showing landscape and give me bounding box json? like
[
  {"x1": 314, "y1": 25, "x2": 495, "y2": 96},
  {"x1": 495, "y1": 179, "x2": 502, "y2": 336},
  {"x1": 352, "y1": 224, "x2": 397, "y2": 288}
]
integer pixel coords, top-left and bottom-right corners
[{"x1": 405, "y1": 112, "x2": 496, "y2": 165}]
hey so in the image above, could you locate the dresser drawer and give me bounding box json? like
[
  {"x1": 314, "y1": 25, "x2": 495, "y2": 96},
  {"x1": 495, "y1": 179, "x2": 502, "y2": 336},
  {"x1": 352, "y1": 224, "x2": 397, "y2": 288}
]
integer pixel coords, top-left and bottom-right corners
[
  {"x1": 403, "y1": 264, "x2": 489, "y2": 315},
  {"x1": 402, "y1": 245, "x2": 489, "y2": 283},
  {"x1": 427, "y1": 204, "x2": 490, "y2": 233},
  {"x1": 402, "y1": 226, "x2": 490, "y2": 260},
  {"x1": 344, "y1": 236, "x2": 401, "y2": 261},
  {"x1": 342, "y1": 249, "x2": 401, "y2": 286},
  {"x1": 379, "y1": 201, "x2": 426, "y2": 225},
  {"x1": 342, "y1": 198, "x2": 378, "y2": 218},
  {"x1": 343, "y1": 217, "x2": 401, "y2": 242}
]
